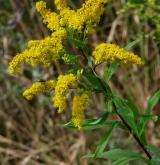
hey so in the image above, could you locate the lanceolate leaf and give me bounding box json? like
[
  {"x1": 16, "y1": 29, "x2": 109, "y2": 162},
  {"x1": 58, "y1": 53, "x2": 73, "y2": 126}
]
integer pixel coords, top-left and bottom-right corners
[
  {"x1": 113, "y1": 95, "x2": 139, "y2": 135},
  {"x1": 63, "y1": 111, "x2": 123, "y2": 130},
  {"x1": 82, "y1": 71, "x2": 103, "y2": 91},
  {"x1": 124, "y1": 37, "x2": 142, "y2": 51},
  {"x1": 93, "y1": 123, "x2": 118, "y2": 159},
  {"x1": 140, "y1": 89, "x2": 160, "y2": 136},
  {"x1": 84, "y1": 149, "x2": 148, "y2": 164},
  {"x1": 150, "y1": 159, "x2": 160, "y2": 165},
  {"x1": 147, "y1": 144, "x2": 160, "y2": 159},
  {"x1": 124, "y1": 98, "x2": 139, "y2": 117}
]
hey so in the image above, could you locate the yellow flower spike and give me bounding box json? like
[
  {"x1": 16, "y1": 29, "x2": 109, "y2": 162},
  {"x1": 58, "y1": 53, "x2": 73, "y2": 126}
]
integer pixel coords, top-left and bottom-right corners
[
  {"x1": 72, "y1": 90, "x2": 89, "y2": 129},
  {"x1": 59, "y1": 9, "x2": 80, "y2": 30},
  {"x1": 58, "y1": 0, "x2": 108, "y2": 32},
  {"x1": 9, "y1": 29, "x2": 66, "y2": 75},
  {"x1": 53, "y1": 74, "x2": 77, "y2": 113},
  {"x1": 54, "y1": 0, "x2": 69, "y2": 10},
  {"x1": 92, "y1": 43, "x2": 143, "y2": 65},
  {"x1": 78, "y1": 0, "x2": 108, "y2": 23},
  {"x1": 9, "y1": 53, "x2": 26, "y2": 75},
  {"x1": 36, "y1": 1, "x2": 61, "y2": 31},
  {"x1": 23, "y1": 80, "x2": 56, "y2": 100}
]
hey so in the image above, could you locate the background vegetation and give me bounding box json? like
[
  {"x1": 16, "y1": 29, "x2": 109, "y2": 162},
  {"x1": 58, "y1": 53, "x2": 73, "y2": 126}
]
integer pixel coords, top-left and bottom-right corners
[{"x1": 0, "y1": 0, "x2": 160, "y2": 164}]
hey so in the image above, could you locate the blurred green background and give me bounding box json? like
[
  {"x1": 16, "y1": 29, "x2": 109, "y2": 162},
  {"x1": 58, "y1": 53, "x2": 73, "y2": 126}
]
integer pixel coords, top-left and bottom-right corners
[{"x1": 0, "y1": 0, "x2": 160, "y2": 164}]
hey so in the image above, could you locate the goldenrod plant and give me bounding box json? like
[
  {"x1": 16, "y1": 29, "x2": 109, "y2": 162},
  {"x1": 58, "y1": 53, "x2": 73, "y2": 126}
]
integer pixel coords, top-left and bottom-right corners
[{"x1": 9, "y1": 0, "x2": 160, "y2": 164}]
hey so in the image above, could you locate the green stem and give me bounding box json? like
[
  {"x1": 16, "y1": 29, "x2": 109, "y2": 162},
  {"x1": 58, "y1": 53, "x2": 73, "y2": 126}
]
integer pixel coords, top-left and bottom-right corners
[
  {"x1": 94, "y1": 71, "x2": 152, "y2": 160},
  {"x1": 115, "y1": 108, "x2": 152, "y2": 160}
]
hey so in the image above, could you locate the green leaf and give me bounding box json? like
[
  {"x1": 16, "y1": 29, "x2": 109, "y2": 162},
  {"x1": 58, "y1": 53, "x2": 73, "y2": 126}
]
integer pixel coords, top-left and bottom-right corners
[
  {"x1": 145, "y1": 90, "x2": 160, "y2": 115},
  {"x1": 67, "y1": 37, "x2": 90, "y2": 57},
  {"x1": 113, "y1": 158, "x2": 134, "y2": 165},
  {"x1": 63, "y1": 54, "x2": 80, "y2": 65},
  {"x1": 66, "y1": 67, "x2": 80, "y2": 74},
  {"x1": 113, "y1": 95, "x2": 139, "y2": 135},
  {"x1": 140, "y1": 89, "x2": 160, "y2": 136},
  {"x1": 124, "y1": 98, "x2": 139, "y2": 117},
  {"x1": 63, "y1": 120, "x2": 122, "y2": 130},
  {"x1": 147, "y1": 144, "x2": 160, "y2": 158},
  {"x1": 101, "y1": 149, "x2": 146, "y2": 161},
  {"x1": 67, "y1": 37, "x2": 93, "y2": 67},
  {"x1": 104, "y1": 62, "x2": 119, "y2": 82},
  {"x1": 150, "y1": 159, "x2": 160, "y2": 165},
  {"x1": 93, "y1": 123, "x2": 118, "y2": 158},
  {"x1": 67, "y1": 28, "x2": 76, "y2": 38},
  {"x1": 79, "y1": 82, "x2": 101, "y2": 92},
  {"x1": 82, "y1": 71, "x2": 103, "y2": 91},
  {"x1": 84, "y1": 149, "x2": 148, "y2": 164},
  {"x1": 128, "y1": 0, "x2": 147, "y2": 5},
  {"x1": 124, "y1": 37, "x2": 142, "y2": 51},
  {"x1": 106, "y1": 100, "x2": 113, "y2": 113},
  {"x1": 63, "y1": 111, "x2": 123, "y2": 130},
  {"x1": 101, "y1": 79, "x2": 113, "y2": 98},
  {"x1": 92, "y1": 111, "x2": 110, "y2": 125},
  {"x1": 68, "y1": 38, "x2": 84, "y2": 48}
]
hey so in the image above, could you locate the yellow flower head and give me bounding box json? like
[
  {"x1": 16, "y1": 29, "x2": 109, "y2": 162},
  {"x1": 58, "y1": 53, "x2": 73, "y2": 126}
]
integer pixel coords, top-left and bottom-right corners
[
  {"x1": 92, "y1": 43, "x2": 143, "y2": 65},
  {"x1": 78, "y1": 0, "x2": 108, "y2": 23},
  {"x1": 9, "y1": 29, "x2": 66, "y2": 75},
  {"x1": 9, "y1": 53, "x2": 26, "y2": 75},
  {"x1": 56, "y1": 0, "x2": 108, "y2": 32},
  {"x1": 72, "y1": 90, "x2": 89, "y2": 129},
  {"x1": 36, "y1": 1, "x2": 61, "y2": 31},
  {"x1": 53, "y1": 74, "x2": 77, "y2": 113},
  {"x1": 23, "y1": 80, "x2": 56, "y2": 100},
  {"x1": 54, "y1": 0, "x2": 69, "y2": 10}
]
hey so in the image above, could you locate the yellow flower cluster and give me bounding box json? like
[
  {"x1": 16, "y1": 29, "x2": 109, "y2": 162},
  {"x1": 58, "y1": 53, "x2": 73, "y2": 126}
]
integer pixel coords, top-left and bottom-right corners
[
  {"x1": 9, "y1": 53, "x2": 26, "y2": 75},
  {"x1": 36, "y1": 1, "x2": 61, "y2": 31},
  {"x1": 57, "y1": 0, "x2": 108, "y2": 32},
  {"x1": 9, "y1": 0, "x2": 108, "y2": 75},
  {"x1": 9, "y1": 30, "x2": 66, "y2": 75},
  {"x1": 92, "y1": 43, "x2": 143, "y2": 65},
  {"x1": 23, "y1": 73, "x2": 90, "y2": 127},
  {"x1": 23, "y1": 80, "x2": 56, "y2": 100},
  {"x1": 54, "y1": 0, "x2": 69, "y2": 11},
  {"x1": 36, "y1": 0, "x2": 108, "y2": 32},
  {"x1": 72, "y1": 90, "x2": 89, "y2": 129},
  {"x1": 53, "y1": 74, "x2": 77, "y2": 113}
]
